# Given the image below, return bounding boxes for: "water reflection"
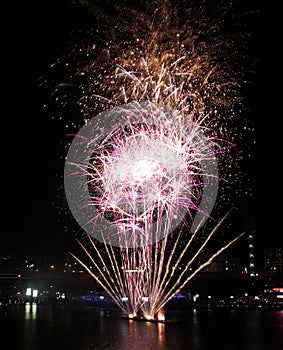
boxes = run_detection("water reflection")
[157,322,165,345]
[23,302,38,350]
[25,302,37,320]
[273,310,283,350]
[0,305,282,350]
[124,319,166,350]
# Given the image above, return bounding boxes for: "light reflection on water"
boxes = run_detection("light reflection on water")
[25,302,37,320]
[0,304,283,350]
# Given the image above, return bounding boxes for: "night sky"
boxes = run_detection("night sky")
[1,1,279,267]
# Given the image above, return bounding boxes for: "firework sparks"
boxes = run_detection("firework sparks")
[42,0,256,320]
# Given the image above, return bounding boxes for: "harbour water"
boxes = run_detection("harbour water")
[0,303,282,350]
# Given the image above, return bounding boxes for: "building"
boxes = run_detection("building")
[264,248,283,287]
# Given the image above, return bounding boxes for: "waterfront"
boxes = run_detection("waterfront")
[0,303,282,350]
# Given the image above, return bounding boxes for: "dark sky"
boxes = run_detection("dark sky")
[2,1,76,257]
[1,1,279,264]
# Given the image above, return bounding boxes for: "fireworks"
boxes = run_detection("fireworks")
[65,99,226,317]
[65,100,220,247]
[43,0,256,320]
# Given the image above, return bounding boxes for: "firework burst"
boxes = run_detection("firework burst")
[42,0,256,320]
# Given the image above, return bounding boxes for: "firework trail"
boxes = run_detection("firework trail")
[42,0,256,319]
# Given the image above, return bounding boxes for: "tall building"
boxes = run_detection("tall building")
[264,248,283,279]
[248,232,255,280]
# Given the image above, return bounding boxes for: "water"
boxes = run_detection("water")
[0,303,282,350]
